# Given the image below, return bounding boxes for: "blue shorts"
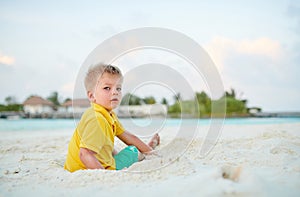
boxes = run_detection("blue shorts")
[114,146,139,170]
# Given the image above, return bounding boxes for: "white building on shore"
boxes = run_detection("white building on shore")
[23,96,54,117]
[56,98,90,118]
[60,98,90,114]
[117,104,167,118]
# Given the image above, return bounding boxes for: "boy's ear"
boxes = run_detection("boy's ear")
[87,91,95,102]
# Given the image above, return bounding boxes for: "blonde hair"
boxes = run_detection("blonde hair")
[84,63,122,92]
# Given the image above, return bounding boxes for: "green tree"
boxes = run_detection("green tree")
[225,97,247,114]
[218,88,248,116]
[195,91,211,116]
[225,88,236,98]
[174,93,182,102]
[121,93,142,105]
[63,98,72,103]
[167,92,182,117]
[0,96,22,112]
[168,101,181,114]
[143,96,156,104]
[5,104,23,111]
[47,91,60,106]
[161,98,168,105]
[5,96,16,105]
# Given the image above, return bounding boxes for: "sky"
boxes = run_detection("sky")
[0,0,299,112]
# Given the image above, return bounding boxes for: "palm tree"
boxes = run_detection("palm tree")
[47,91,60,109]
[5,96,16,105]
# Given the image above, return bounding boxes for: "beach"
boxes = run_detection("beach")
[0,121,300,196]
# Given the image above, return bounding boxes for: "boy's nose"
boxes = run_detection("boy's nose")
[112,89,118,95]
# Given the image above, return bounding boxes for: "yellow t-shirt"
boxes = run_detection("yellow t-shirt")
[64,103,125,172]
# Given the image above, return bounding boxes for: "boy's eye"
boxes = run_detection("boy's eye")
[117,87,122,92]
[104,87,110,90]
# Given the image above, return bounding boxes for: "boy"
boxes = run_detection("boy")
[64,64,160,172]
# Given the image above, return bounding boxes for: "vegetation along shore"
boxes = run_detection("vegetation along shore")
[1,89,299,119]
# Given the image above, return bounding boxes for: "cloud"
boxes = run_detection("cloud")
[236,38,282,59]
[204,36,283,71]
[202,36,300,111]
[0,52,15,66]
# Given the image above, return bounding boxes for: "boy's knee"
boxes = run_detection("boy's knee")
[114,146,139,170]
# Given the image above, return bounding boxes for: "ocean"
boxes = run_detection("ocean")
[0,117,300,132]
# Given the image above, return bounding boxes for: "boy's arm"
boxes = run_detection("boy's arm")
[79,147,104,169]
[117,131,153,153]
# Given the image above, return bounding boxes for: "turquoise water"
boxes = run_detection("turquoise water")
[0,117,299,131]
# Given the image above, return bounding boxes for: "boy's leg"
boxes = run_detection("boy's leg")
[114,134,160,170]
[114,146,139,170]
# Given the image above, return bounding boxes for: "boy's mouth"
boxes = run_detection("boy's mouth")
[111,98,119,102]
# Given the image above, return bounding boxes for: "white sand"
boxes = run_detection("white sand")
[0,123,300,196]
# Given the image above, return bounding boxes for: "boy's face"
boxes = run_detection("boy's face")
[89,73,123,111]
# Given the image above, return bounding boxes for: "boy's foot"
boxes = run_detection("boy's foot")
[148,133,160,149]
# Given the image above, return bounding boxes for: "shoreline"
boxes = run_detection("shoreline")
[1,110,300,120]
